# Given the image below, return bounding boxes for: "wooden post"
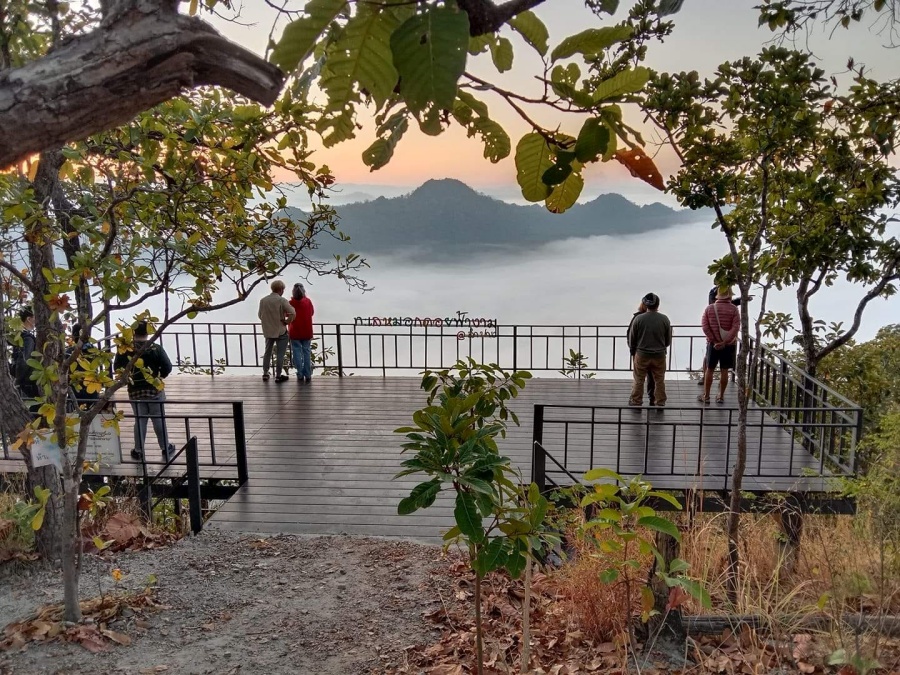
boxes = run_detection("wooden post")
[775,496,804,575]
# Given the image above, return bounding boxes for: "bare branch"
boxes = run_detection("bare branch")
[0,2,284,168]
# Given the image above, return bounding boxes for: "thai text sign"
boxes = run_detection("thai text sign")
[354,310,498,329]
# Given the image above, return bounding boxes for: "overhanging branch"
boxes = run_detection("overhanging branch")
[457,0,548,35]
[0,2,285,169]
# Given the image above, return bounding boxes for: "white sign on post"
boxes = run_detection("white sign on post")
[82,413,122,466]
[28,412,122,474]
[30,438,64,472]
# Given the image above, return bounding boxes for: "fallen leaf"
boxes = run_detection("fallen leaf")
[101,629,132,646]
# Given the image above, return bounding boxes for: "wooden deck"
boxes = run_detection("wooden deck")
[0,376,835,544]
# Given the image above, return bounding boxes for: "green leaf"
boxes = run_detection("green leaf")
[545,166,583,213]
[270,0,348,71]
[453,91,512,163]
[391,6,470,114]
[508,10,549,56]
[599,567,619,584]
[592,66,651,102]
[550,24,633,62]
[320,4,406,111]
[468,33,492,55]
[574,117,610,163]
[593,507,622,522]
[648,490,683,510]
[542,162,572,186]
[474,538,508,576]
[316,108,357,147]
[489,36,514,73]
[398,478,442,515]
[667,558,691,574]
[454,491,484,542]
[515,133,554,202]
[363,111,409,170]
[658,0,684,16]
[443,525,462,541]
[584,467,622,482]
[671,577,711,608]
[637,516,681,542]
[506,549,526,578]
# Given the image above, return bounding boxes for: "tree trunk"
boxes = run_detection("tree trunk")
[521,554,533,671]
[0,0,284,169]
[60,480,82,622]
[775,498,804,576]
[725,287,752,603]
[474,572,484,675]
[645,530,686,644]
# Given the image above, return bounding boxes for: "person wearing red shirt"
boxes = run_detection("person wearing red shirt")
[699,287,740,404]
[288,283,315,383]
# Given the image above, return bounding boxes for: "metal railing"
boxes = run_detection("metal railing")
[156,322,709,377]
[2,399,249,483]
[531,400,860,494]
[749,344,861,475]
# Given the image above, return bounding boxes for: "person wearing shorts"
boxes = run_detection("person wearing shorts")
[699,287,740,404]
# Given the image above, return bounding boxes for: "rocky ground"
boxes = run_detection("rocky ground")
[0,531,452,675]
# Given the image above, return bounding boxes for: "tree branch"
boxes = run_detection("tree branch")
[0,1,285,169]
[456,0,548,35]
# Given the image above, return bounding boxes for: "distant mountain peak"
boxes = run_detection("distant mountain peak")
[408,178,485,201]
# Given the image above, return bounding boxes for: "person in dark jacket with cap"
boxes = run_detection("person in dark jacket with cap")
[626,293,671,407]
[114,320,175,461]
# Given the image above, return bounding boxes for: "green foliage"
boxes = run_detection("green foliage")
[268,0,682,212]
[395,359,545,577]
[559,349,597,379]
[579,469,710,622]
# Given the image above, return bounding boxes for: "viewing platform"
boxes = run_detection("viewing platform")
[0,323,861,543]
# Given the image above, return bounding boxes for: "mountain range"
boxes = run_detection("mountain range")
[290,179,705,259]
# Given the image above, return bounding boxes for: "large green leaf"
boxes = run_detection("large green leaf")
[574,117,611,163]
[474,538,508,576]
[270,0,348,72]
[489,36,514,73]
[454,491,484,542]
[362,110,409,170]
[316,107,356,147]
[398,478,442,515]
[452,91,511,163]
[515,133,554,202]
[550,24,633,62]
[508,10,548,56]
[545,168,584,213]
[391,7,470,114]
[637,515,682,542]
[592,67,651,102]
[320,4,408,111]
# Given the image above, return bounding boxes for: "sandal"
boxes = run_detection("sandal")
[715,397,725,404]
[697,395,710,404]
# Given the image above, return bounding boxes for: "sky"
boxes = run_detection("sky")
[210,0,900,198]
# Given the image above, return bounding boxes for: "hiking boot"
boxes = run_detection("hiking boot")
[130,448,144,461]
[275,375,289,383]
[262,373,270,381]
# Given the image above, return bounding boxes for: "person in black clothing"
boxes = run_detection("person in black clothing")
[10,306,39,402]
[626,300,656,405]
[113,321,175,461]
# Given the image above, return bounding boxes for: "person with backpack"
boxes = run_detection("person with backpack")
[699,287,741,404]
[10,306,39,402]
[114,320,175,461]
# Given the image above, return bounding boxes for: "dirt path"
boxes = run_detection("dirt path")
[0,531,450,675]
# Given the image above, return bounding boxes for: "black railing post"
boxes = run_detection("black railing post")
[233,402,249,486]
[335,324,344,377]
[532,404,545,490]
[186,437,203,534]
[512,325,518,372]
